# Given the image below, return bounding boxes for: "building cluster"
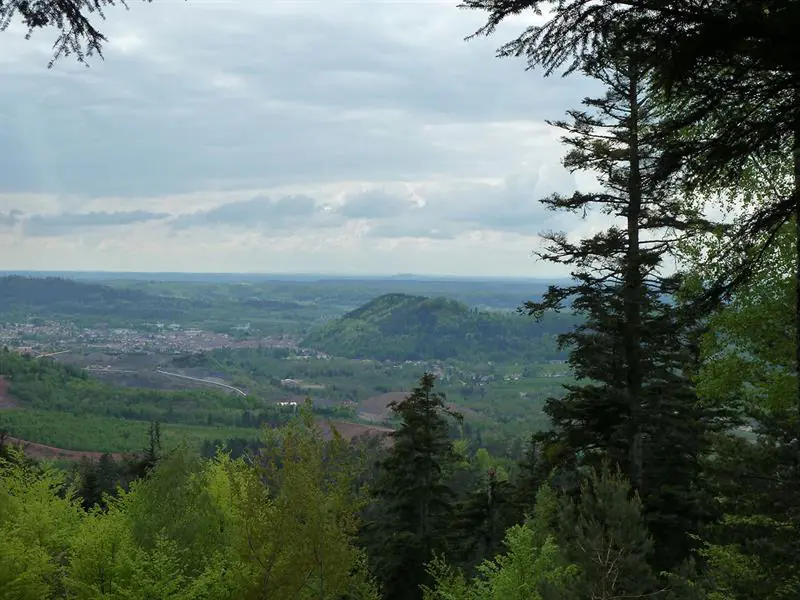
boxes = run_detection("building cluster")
[0,320,299,355]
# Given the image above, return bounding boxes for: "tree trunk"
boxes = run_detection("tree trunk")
[625,62,645,491]
[794,86,800,410]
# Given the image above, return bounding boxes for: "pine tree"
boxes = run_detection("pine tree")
[449,467,517,574]
[513,434,551,516]
[546,464,664,600]
[695,413,800,600]
[463,0,800,410]
[365,372,461,600]
[516,39,717,569]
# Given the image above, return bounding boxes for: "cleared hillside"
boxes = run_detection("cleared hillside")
[302,293,579,363]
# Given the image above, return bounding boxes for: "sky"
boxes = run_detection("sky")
[0,0,607,277]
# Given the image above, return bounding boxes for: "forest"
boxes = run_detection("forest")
[302,293,579,362]
[2,0,799,599]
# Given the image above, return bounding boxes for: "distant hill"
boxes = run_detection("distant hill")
[302,293,580,363]
[0,275,198,323]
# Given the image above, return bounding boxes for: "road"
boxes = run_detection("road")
[153,369,248,397]
[35,350,70,359]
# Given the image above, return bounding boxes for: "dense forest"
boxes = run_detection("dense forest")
[3,0,800,599]
[0,276,201,323]
[303,293,578,362]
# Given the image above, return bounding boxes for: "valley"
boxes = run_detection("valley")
[0,274,575,461]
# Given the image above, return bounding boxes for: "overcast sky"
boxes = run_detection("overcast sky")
[0,0,606,277]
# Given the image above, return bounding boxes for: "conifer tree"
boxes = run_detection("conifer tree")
[518,39,717,569]
[1,0,158,67]
[449,467,517,574]
[546,464,664,600]
[463,0,800,408]
[365,372,461,600]
[513,434,552,516]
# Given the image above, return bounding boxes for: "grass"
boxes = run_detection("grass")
[1,409,261,453]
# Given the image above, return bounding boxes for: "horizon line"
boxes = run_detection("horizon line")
[0,269,566,281]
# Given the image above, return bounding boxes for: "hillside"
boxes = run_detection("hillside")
[302,293,579,363]
[0,275,199,322]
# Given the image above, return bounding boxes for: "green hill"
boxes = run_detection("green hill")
[0,275,199,323]
[302,293,579,363]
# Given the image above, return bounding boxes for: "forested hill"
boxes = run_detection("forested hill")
[302,293,580,362]
[0,276,198,322]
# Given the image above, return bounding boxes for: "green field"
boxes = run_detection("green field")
[1,410,261,453]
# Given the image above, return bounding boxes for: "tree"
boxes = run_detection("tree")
[225,402,378,600]
[548,464,664,600]
[462,0,800,407]
[422,483,577,600]
[691,415,800,600]
[449,467,517,574]
[515,34,714,568]
[677,187,799,599]
[0,0,157,67]
[365,372,462,600]
[512,434,551,517]
[423,467,663,600]
[0,449,84,598]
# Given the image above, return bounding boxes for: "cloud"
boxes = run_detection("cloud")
[22,210,169,237]
[0,210,22,227]
[0,0,606,276]
[171,194,342,232]
[337,189,417,219]
[0,1,596,198]
[332,161,576,240]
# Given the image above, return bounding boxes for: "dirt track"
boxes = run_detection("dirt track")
[3,437,130,462]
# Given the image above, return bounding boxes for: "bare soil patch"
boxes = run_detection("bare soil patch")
[3,437,132,462]
[317,419,393,444]
[0,377,18,409]
[360,390,480,420]
[360,392,408,417]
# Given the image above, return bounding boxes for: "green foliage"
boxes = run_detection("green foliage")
[684,222,796,412]
[0,449,84,598]
[692,412,800,600]
[513,28,718,571]
[0,348,256,429]
[551,465,663,600]
[0,412,375,599]
[422,484,576,600]
[448,468,518,574]
[365,373,462,600]
[304,293,578,363]
[1,409,260,453]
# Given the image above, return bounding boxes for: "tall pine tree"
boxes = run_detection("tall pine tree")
[522,39,715,569]
[364,372,461,600]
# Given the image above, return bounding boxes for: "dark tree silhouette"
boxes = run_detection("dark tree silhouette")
[0,0,161,66]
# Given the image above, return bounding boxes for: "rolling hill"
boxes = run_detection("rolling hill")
[302,293,580,363]
[0,276,309,329]
[0,275,199,323]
